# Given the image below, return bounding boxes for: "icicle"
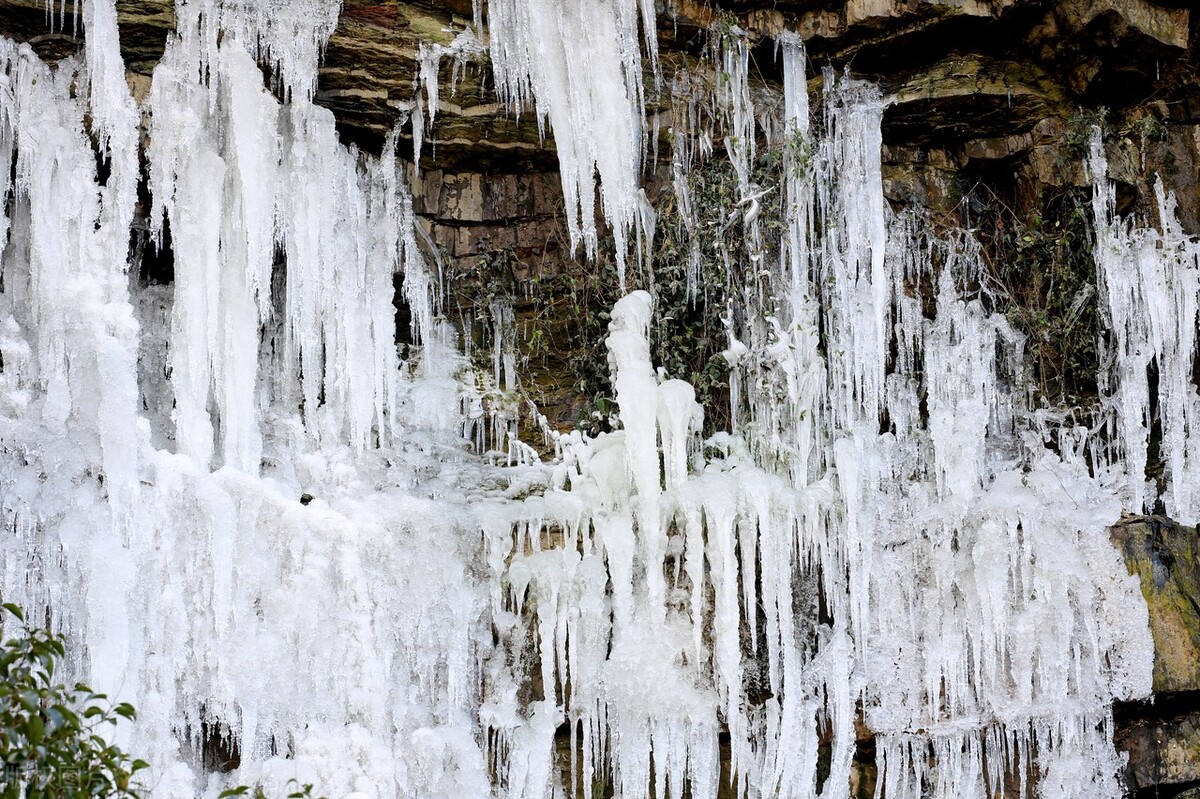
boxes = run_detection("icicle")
[0,0,145,746]
[149,39,278,470]
[417,29,485,136]
[1089,128,1200,522]
[480,0,657,288]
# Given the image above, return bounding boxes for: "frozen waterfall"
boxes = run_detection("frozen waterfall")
[0,1,1176,798]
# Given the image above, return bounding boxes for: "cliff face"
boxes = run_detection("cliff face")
[3,1,1200,796]
[10,2,1198,200]
[1113,517,1200,796]
[5,0,1198,428]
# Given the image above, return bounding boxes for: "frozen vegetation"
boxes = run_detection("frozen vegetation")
[0,0,1192,797]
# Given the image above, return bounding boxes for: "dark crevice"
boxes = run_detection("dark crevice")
[133,216,174,286]
[1135,778,1200,799]
[1147,359,1166,514]
[1116,691,1200,725]
[199,713,240,774]
[394,272,413,346]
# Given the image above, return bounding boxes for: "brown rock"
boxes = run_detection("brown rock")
[1111,516,1200,694]
[1117,710,1200,791]
[440,173,486,222]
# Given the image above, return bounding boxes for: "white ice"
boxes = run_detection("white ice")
[0,7,1161,799]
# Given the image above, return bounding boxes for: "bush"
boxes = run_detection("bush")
[0,604,321,799]
[971,186,1099,404]
[0,602,146,798]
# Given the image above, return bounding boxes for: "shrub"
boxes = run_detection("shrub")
[0,602,146,798]
[0,604,321,799]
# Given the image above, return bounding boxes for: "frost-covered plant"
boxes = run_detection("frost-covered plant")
[972,186,1099,404]
[1061,107,1108,162]
[552,137,793,436]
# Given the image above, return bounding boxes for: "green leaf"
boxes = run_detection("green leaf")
[27,713,43,745]
[51,704,79,728]
[1,604,24,622]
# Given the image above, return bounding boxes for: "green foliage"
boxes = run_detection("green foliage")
[0,603,146,798]
[647,149,792,433]
[451,248,520,321]
[1059,107,1107,163]
[1120,111,1174,179]
[556,137,795,435]
[556,260,622,436]
[1123,112,1168,144]
[218,782,320,799]
[708,10,743,42]
[0,604,323,799]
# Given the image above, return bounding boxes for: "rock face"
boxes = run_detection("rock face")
[1116,703,1200,793]
[1113,517,1200,694]
[8,0,1200,260]
[1109,518,1200,794]
[4,0,1200,795]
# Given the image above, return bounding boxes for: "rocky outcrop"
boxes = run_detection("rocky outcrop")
[7,2,1197,167]
[1116,697,1200,794]
[1113,517,1200,694]
[7,1,1199,230]
[1111,517,1200,795]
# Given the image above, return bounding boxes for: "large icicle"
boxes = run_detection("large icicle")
[3,0,481,794]
[149,38,279,471]
[1089,129,1200,523]
[0,0,144,706]
[480,38,1150,799]
[480,0,656,287]
[167,0,342,101]
[149,2,428,465]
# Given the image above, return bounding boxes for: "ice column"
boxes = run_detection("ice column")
[149,0,432,463]
[0,0,143,720]
[149,39,280,470]
[1089,129,1200,522]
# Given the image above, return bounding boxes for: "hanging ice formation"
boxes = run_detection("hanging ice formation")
[414,29,487,169]
[478,0,658,288]
[2,1,486,796]
[0,3,1173,799]
[1088,130,1200,524]
[476,39,1152,799]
